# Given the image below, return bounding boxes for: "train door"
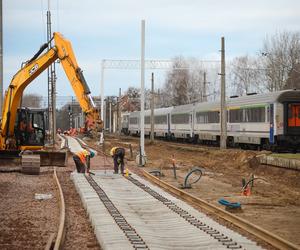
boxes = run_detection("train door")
[286,103,300,135]
[269,104,274,144]
[167,113,171,134]
[190,112,194,137]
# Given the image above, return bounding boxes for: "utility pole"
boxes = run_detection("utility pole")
[100,60,105,144]
[68,98,73,129]
[118,88,121,135]
[203,71,207,102]
[139,19,146,165]
[47,0,56,144]
[150,72,155,143]
[0,0,3,114]
[109,98,112,133]
[220,37,227,149]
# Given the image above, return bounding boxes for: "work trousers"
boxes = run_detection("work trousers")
[113,148,125,174]
[73,155,86,173]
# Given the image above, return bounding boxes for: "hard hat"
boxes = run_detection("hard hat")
[82,150,89,156]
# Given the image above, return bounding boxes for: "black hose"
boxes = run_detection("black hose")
[27,43,48,64]
[183,167,202,188]
[149,170,163,177]
[242,177,267,191]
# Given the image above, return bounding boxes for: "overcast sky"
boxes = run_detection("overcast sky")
[3,0,300,99]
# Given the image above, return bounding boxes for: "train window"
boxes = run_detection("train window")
[144,116,150,124]
[208,111,219,123]
[155,115,167,124]
[196,111,219,123]
[288,103,300,127]
[244,107,265,122]
[171,113,190,124]
[196,112,207,123]
[129,117,138,124]
[229,109,243,123]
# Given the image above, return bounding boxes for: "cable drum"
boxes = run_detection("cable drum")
[183,167,203,189]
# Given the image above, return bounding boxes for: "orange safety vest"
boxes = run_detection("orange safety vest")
[76,151,86,164]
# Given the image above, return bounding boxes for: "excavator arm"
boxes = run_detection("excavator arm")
[53,33,101,132]
[0,32,102,150]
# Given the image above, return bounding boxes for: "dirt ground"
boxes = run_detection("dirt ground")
[0,169,59,250]
[101,135,300,248]
[0,156,101,250]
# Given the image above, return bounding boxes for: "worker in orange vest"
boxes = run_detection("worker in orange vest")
[73,150,90,173]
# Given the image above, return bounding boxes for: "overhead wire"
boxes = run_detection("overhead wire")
[56,0,60,31]
[40,0,47,43]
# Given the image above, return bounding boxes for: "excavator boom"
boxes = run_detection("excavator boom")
[0,32,102,150]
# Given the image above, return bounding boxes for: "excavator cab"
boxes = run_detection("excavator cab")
[15,108,46,149]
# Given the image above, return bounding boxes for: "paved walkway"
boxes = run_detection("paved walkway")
[72,170,263,250]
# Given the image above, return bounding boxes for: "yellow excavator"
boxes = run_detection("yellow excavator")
[0,32,102,169]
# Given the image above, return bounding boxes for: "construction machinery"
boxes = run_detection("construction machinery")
[0,32,102,172]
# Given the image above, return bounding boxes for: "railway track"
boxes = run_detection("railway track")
[72,169,263,250]
[45,168,66,250]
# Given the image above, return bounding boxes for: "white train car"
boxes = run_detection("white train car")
[144,107,173,137]
[193,101,220,142]
[226,92,273,147]
[125,89,300,151]
[193,89,300,150]
[128,111,140,135]
[128,107,173,137]
[170,104,194,139]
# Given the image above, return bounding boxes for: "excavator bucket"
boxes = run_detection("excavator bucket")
[0,150,68,174]
[33,150,68,167]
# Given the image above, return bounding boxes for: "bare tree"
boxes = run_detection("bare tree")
[261,31,300,91]
[187,58,205,103]
[22,94,42,108]
[164,56,189,106]
[160,56,220,106]
[285,63,300,89]
[229,55,265,95]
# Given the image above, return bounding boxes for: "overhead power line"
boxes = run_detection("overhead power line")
[102,59,220,70]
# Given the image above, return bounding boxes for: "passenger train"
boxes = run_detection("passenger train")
[121,89,300,151]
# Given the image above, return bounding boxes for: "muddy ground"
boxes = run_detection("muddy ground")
[100,135,300,247]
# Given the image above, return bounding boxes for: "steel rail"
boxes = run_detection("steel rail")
[142,170,299,250]
[51,168,66,250]
[127,175,242,249]
[85,174,149,249]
